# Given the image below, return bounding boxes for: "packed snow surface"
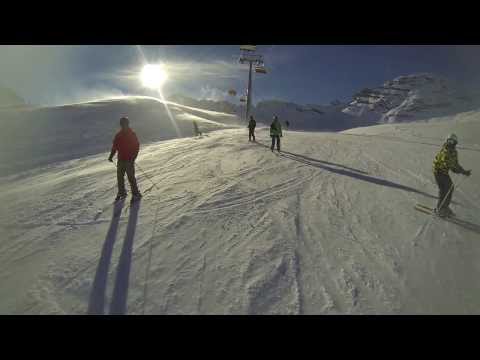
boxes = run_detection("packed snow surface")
[0,109,480,314]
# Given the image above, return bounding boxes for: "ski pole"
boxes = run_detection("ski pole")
[437,174,469,212]
[135,162,161,191]
[111,160,160,191]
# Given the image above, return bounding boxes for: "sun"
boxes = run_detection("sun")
[140,64,168,90]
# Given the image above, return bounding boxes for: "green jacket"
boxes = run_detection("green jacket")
[270,121,282,137]
[433,144,465,175]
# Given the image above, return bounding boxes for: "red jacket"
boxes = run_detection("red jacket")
[112,128,140,161]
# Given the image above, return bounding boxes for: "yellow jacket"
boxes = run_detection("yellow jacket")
[433,145,465,175]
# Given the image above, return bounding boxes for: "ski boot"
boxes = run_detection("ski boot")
[443,207,455,218]
[131,193,143,204]
[434,207,450,218]
[115,193,127,202]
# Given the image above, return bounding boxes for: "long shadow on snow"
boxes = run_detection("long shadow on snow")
[254,141,438,201]
[87,199,126,315]
[281,150,369,175]
[254,141,367,174]
[442,216,480,235]
[109,200,141,315]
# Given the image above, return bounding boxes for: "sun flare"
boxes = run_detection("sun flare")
[140,64,168,89]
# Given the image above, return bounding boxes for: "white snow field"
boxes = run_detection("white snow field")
[0,108,479,314]
[0,96,242,176]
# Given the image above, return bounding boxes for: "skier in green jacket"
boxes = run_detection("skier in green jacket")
[270,116,283,152]
[432,133,471,217]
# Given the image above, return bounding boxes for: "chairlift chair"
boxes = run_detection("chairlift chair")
[240,45,257,52]
[255,65,267,74]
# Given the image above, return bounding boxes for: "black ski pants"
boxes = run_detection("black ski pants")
[434,172,453,210]
[249,127,255,141]
[271,135,280,151]
[117,160,140,196]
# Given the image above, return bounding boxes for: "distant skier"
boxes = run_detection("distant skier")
[270,116,283,152]
[108,116,142,202]
[248,115,256,142]
[285,120,290,130]
[193,120,202,136]
[432,133,471,217]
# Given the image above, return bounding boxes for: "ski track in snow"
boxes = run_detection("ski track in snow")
[1,117,480,314]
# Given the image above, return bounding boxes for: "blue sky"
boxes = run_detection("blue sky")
[1,45,479,106]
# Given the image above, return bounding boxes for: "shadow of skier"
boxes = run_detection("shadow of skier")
[109,200,141,315]
[87,199,126,315]
[280,151,439,200]
[254,141,438,201]
[444,217,480,235]
[281,150,370,175]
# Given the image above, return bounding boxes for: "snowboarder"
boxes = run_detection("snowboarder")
[108,116,142,202]
[248,115,256,142]
[193,120,202,136]
[432,133,471,217]
[270,116,283,152]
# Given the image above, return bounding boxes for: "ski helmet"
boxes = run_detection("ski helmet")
[446,133,458,146]
[120,116,129,127]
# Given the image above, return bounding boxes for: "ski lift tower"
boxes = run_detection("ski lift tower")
[238,45,267,122]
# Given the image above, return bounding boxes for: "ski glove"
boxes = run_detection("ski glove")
[464,169,472,176]
[108,157,113,162]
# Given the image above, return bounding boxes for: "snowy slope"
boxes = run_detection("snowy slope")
[343,73,479,123]
[1,110,479,314]
[0,96,242,176]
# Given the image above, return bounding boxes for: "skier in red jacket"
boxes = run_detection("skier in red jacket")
[108,116,142,202]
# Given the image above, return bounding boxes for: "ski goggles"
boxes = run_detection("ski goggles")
[446,138,457,146]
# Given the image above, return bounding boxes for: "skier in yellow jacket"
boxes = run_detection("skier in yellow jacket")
[432,134,471,217]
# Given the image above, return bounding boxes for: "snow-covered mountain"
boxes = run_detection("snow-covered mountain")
[253,100,372,130]
[343,73,479,123]
[1,108,479,314]
[169,94,368,130]
[169,73,480,130]
[0,96,242,176]
[5,72,478,177]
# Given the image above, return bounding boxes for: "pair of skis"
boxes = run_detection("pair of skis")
[414,204,455,219]
[415,203,480,234]
[414,204,442,217]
